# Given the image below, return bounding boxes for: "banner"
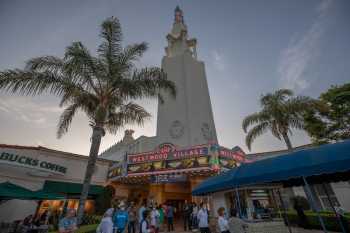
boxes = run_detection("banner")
[127,156,210,174]
[128,145,209,164]
[219,146,245,162]
[108,144,246,179]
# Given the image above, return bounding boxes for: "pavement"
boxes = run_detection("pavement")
[159,227,336,233]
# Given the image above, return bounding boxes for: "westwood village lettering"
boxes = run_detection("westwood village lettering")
[0,152,67,174]
[128,146,209,164]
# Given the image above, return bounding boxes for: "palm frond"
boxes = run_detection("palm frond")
[288,117,305,130]
[113,42,148,76]
[105,102,151,134]
[0,69,75,96]
[57,103,79,138]
[98,16,122,65]
[25,56,64,74]
[270,120,282,140]
[284,96,314,114]
[245,122,269,151]
[242,111,269,133]
[64,42,101,93]
[132,67,176,99]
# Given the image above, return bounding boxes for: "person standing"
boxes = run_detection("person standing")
[191,203,198,229]
[114,203,129,233]
[140,210,151,233]
[166,204,174,232]
[128,203,137,233]
[150,206,160,233]
[138,201,147,224]
[157,205,164,232]
[96,208,114,233]
[293,199,309,229]
[197,203,210,233]
[217,207,230,233]
[58,209,77,233]
[183,200,191,231]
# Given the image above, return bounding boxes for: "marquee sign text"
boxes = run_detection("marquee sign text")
[128,146,209,164]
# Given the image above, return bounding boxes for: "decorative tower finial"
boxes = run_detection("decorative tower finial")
[174,5,184,24]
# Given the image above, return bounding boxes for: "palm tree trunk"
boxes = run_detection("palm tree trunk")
[282,132,293,151]
[76,125,104,224]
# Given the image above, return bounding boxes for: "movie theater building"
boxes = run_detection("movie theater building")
[0,144,110,222]
[102,130,248,209]
[100,7,250,208]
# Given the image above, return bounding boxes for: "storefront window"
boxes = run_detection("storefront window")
[313,184,340,211]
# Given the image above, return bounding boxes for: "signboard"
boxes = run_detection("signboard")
[107,143,246,179]
[219,157,237,169]
[150,174,187,184]
[219,146,245,162]
[128,144,209,164]
[0,151,67,175]
[127,156,210,174]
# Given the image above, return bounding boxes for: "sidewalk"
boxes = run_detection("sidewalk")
[160,228,337,233]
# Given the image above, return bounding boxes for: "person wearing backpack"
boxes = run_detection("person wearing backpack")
[114,203,129,233]
[128,203,137,233]
[140,210,151,233]
[96,208,114,233]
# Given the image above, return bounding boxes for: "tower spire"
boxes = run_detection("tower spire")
[166,6,197,58]
[174,5,184,24]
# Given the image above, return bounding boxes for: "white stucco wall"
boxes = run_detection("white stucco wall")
[331,181,350,211]
[0,146,110,222]
[211,191,228,217]
[158,51,217,148]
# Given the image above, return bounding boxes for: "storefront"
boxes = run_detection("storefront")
[0,144,110,223]
[107,143,247,207]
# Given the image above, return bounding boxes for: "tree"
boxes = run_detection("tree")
[95,186,115,215]
[242,89,316,151]
[0,17,176,223]
[304,83,350,144]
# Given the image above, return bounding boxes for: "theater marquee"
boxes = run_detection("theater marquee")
[108,143,247,179]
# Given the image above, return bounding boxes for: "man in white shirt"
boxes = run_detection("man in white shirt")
[217,207,230,233]
[197,203,210,233]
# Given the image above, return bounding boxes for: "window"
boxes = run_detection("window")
[313,183,340,211]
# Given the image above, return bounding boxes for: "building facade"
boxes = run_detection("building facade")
[0,144,110,222]
[100,6,247,208]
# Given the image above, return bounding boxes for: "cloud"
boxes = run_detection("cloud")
[0,96,61,126]
[211,50,226,71]
[278,0,334,92]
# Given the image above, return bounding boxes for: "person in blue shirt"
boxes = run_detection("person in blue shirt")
[138,201,147,224]
[166,204,174,232]
[58,209,77,233]
[114,203,129,233]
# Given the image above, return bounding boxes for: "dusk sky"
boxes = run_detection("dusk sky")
[0,0,349,155]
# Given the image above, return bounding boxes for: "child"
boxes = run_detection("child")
[217,207,230,233]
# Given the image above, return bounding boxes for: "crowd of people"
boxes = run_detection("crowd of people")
[19,200,232,233]
[95,200,231,233]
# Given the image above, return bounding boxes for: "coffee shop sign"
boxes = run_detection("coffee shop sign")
[0,151,67,175]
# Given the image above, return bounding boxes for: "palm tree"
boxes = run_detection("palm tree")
[0,17,176,223]
[242,89,315,151]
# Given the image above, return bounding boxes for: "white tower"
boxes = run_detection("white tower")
[156,6,217,148]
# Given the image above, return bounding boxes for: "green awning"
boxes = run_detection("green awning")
[43,181,104,196]
[0,182,37,200]
[0,182,64,200]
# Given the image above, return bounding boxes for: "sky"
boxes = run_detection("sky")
[0,0,349,156]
